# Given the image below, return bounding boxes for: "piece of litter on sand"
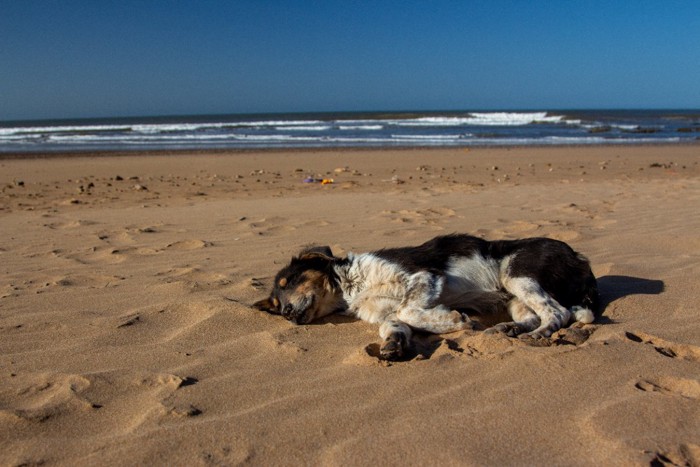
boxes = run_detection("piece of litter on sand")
[382,175,405,184]
[303,178,334,184]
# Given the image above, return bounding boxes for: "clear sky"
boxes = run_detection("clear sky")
[2,0,699,121]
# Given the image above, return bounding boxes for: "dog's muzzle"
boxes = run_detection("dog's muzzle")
[281,297,313,324]
[282,305,305,324]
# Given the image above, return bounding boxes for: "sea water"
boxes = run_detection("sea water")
[1,110,698,153]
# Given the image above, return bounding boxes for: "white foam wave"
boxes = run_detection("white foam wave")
[0,124,132,135]
[467,112,564,125]
[231,134,320,142]
[386,112,568,127]
[391,134,464,140]
[275,125,332,131]
[614,124,641,131]
[0,120,329,137]
[235,120,325,128]
[387,117,471,127]
[131,123,227,133]
[338,125,383,131]
[45,133,241,142]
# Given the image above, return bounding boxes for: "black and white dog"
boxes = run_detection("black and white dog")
[254,234,599,360]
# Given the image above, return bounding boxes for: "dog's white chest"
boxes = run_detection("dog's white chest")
[336,253,409,322]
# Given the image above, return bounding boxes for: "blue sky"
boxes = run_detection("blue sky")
[2,0,699,121]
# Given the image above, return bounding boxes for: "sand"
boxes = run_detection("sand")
[1,145,699,466]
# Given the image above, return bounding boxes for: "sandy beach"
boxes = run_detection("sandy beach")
[1,145,699,466]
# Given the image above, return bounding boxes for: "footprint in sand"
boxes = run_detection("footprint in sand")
[136,373,198,391]
[269,329,310,356]
[57,246,126,265]
[105,301,225,348]
[99,230,137,245]
[43,219,100,230]
[59,240,160,264]
[53,274,126,289]
[33,370,205,436]
[163,239,212,251]
[506,220,541,234]
[635,377,700,400]
[155,266,232,292]
[298,219,331,229]
[96,225,162,244]
[226,276,267,296]
[378,207,456,226]
[502,219,581,242]
[625,331,700,362]
[646,446,700,467]
[560,201,616,220]
[3,373,100,423]
[376,207,457,238]
[245,216,296,236]
[1,273,125,297]
[57,226,162,263]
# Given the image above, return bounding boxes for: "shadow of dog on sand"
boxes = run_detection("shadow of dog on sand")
[595,275,665,324]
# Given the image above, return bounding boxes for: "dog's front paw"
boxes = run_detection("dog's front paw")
[379,339,405,361]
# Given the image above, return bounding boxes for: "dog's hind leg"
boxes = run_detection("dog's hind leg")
[485,298,540,337]
[571,305,594,324]
[501,277,571,338]
[379,318,412,361]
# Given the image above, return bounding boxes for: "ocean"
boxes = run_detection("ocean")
[1,110,698,153]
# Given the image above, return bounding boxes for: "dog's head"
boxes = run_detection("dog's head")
[253,246,343,324]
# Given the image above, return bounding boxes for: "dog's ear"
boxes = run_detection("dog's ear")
[298,245,334,261]
[253,296,280,314]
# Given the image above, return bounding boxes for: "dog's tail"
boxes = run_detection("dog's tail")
[571,271,600,324]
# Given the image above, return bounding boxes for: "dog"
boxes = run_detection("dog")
[253,234,599,360]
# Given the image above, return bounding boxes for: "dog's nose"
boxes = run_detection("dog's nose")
[291,312,306,324]
[281,304,305,324]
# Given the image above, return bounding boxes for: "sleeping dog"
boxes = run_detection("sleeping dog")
[254,234,599,360]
